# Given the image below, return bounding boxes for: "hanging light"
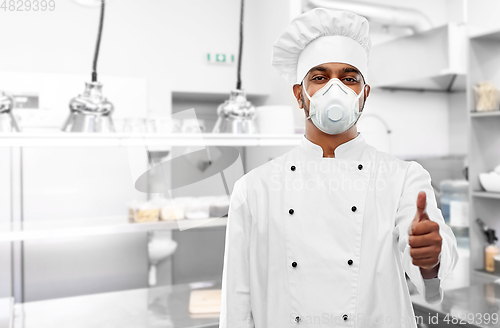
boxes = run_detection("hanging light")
[0,90,21,132]
[62,0,115,132]
[212,0,257,134]
[73,0,114,6]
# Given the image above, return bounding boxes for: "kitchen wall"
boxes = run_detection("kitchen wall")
[360,89,450,159]
[0,0,268,114]
[468,0,500,34]
[0,0,465,156]
[0,0,470,300]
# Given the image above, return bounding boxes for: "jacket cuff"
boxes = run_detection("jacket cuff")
[422,277,443,304]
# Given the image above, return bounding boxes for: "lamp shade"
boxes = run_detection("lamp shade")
[0,90,20,132]
[62,81,115,133]
[212,89,257,134]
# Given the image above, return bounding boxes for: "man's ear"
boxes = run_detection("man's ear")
[364,84,371,100]
[293,84,303,109]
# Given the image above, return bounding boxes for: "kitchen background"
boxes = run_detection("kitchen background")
[0,0,500,327]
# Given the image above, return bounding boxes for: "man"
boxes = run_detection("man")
[219,8,458,328]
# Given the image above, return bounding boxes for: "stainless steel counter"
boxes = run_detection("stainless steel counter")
[12,280,222,328]
[12,279,499,328]
[411,283,500,328]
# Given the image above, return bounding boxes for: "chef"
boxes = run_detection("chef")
[219,8,459,328]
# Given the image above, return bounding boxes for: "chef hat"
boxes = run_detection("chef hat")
[271,8,371,85]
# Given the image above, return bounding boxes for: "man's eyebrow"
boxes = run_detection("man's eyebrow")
[309,66,329,73]
[343,67,361,75]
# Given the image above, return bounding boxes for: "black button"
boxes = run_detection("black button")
[348,259,353,265]
[289,208,294,215]
[343,314,348,321]
[292,262,297,268]
[358,164,363,170]
[291,165,296,171]
[351,206,357,212]
[295,316,301,322]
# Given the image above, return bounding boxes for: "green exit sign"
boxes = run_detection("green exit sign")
[207,53,235,64]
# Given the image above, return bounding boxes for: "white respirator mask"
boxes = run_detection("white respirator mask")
[303,78,365,135]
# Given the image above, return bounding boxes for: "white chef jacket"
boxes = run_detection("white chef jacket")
[219,132,459,328]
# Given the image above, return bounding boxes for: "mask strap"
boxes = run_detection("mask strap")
[302,81,314,120]
[303,84,313,102]
[353,85,366,114]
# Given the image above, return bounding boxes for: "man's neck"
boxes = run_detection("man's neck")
[305,121,358,158]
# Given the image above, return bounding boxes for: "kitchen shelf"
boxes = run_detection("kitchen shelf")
[470,111,500,118]
[172,90,268,102]
[0,216,228,242]
[0,132,303,148]
[374,73,466,93]
[370,23,466,92]
[472,191,500,199]
[469,27,500,41]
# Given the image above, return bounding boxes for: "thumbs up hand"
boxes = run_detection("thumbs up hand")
[409,191,442,278]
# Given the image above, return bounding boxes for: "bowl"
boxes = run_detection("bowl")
[479,172,500,192]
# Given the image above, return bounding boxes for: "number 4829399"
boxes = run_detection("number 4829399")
[1,0,56,11]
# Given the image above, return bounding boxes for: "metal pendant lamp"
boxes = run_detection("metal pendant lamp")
[212,0,257,134]
[62,0,115,132]
[0,90,21,132]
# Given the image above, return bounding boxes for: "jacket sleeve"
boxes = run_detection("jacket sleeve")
[219,177,255,327]
[393,161,459,304]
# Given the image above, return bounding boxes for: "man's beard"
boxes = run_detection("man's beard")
[300,92,310,118]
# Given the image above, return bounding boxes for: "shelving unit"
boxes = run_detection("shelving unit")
[0,132,303,148]
[0,132,303,243]
[1,132,302,304]
[0,216,228,242]
[470,111,500,118]
[467,27,500,285]
[171,90,268,102]
[472,191,500,200]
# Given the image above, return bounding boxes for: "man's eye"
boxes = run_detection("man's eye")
[344,77,357,83]
[312,76,327,81]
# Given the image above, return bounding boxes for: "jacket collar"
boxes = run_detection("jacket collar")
[298,132,366,160]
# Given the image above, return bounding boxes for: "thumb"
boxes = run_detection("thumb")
[415,191,428,222]
[409,191,427,235]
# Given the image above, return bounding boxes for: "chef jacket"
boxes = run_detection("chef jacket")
[219,132,459,328]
